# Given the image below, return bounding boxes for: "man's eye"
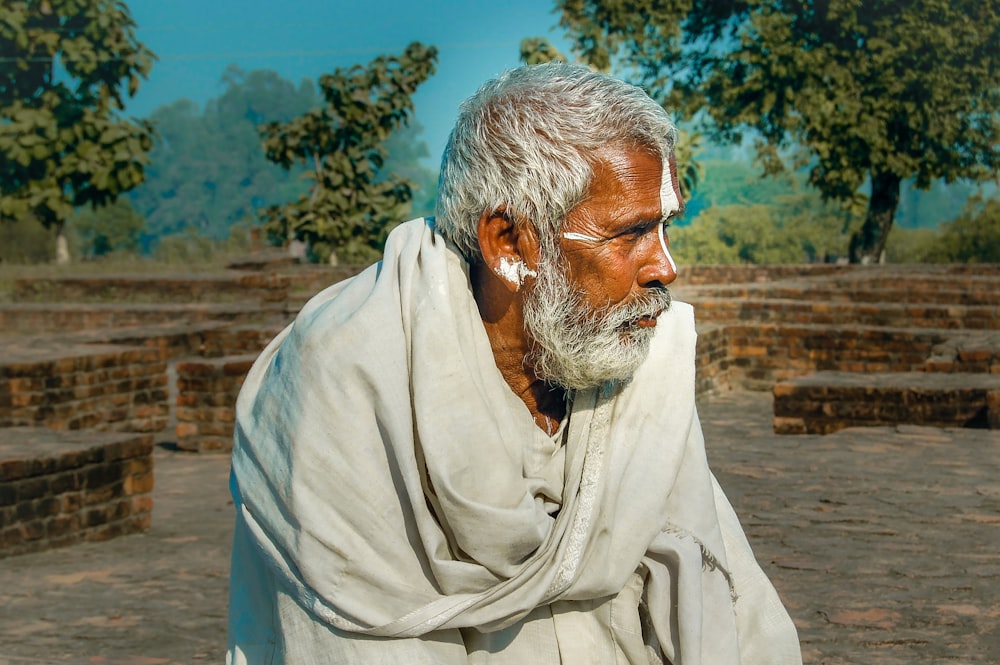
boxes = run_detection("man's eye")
[625,223,656,239]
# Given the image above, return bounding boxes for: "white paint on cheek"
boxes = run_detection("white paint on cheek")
[658,219,677,274]
[497,256,537,287]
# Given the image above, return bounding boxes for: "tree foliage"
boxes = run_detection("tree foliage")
[671,189,850,265]
[125,66,439,254]
[0,0,155,245]
[70,196,145,258]
[932,196,1000,263]
[894,179,997,231]
[128,68,319,242]
[555,0,1000,262]
[889,196,1000,264]
[0,213,55,263]
[259,42,437,264]
[380,118,438,219]
[519,37,570,66]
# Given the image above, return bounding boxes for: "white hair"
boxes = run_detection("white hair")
[434,63,677,261]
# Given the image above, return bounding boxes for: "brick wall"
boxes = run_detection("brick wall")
[683,283,997,306]
[196,325,283,359]
[175,355,256,452]
[0,428,154,558]
[0,303,283,335]
[11,272,290,305]
[722,324,951,390]
[690,298,999,330]
[691,322,955,391]
[281,265,368,296]
[3,265,997,458]
[677,264,848,286]
[66,322,284,362]
[0,345,169,433]
[926,332,1000,374]
[694,325,733,394]
[773,372,1000,434]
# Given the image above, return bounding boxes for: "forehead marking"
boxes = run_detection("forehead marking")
[659,157,681,218]
[659,159,679,275]
[560,153,681,278]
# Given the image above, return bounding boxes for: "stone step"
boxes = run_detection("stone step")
[773,371,1000,434]
[0,428,154,558]
[682,283,999,307]
[11,272,289,304]
[1,343,169,433]
[689,298,1000,330]
[0,302,287,334]
[175,355,257,453]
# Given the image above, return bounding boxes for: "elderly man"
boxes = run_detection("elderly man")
[227,63,801,664]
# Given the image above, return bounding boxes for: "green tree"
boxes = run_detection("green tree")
[671,194,848,265]
[259,42,438,264]
[690,160,796,209]
[380,119,439,219]
[894,179,997,231]
[935,196,1000,263]
[70,197,145,258]
[519,37,569,66]
[554,0,1000,263]
[888,196,1000,263]
[669,212,742,265]
[128,69,319,244]
[884,226,939,263]
[0,214,55,263]
[0,0,155,262]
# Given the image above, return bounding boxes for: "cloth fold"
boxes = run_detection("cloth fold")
[229,218,800,664]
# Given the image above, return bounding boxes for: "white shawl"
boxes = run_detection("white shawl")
[230,218,801,664]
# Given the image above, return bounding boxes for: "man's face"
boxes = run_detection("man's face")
[523,145,681,390]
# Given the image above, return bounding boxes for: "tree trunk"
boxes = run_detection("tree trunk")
[849,171,902,264]
[55,220,70,265]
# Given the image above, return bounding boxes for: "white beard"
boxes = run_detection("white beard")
[523,253,671,391]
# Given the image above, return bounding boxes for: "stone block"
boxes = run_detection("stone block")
[772,371,1000,434]
[773,417,807,435]
[0,429,154,558]
[988,391,1000,430]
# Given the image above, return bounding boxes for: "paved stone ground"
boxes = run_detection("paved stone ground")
[703,392,1000,665]
[1,390,997,664]
[0,445,233,665]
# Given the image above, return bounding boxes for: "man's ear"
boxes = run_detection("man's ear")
[477,208,540,293]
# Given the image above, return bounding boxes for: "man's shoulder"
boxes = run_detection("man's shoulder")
[294,218,440,321]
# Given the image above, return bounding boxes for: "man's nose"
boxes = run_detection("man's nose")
[637,224,678,288]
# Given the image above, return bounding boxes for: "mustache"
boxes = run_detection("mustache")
[592,287,672,330]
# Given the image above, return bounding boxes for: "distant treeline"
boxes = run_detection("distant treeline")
[7,65,994,265]
[125,66,438,251]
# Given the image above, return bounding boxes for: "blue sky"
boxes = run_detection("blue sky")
[126,0,572,165]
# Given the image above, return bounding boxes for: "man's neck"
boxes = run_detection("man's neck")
[490,342,568,434]
[471,261,568,433]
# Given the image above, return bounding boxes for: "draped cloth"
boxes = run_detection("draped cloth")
[227,218,801,664]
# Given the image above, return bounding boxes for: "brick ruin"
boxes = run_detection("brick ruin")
[681,269,1000,432]
[1,259,998,556]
